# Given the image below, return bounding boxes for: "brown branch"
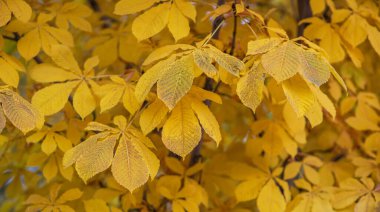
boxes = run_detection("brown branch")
[297,0,312,37]
[88,0,100,12]
[230,1,238,55]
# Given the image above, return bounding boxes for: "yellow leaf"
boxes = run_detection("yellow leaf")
[43,156,57,181]
[340,96,356,115]
[305,102,323,127]
[56,2,93,32]
[43,26,74,47]
[257,179,286,212]
[312,87,336,118]
[25,194,49,205]
[333,178,371,209]
[17,29,41,60]
[93,38,118,68]
[188,86,222,104]
[162,100,201,157]
[73,81,96,119]
[283,103,307,144]
[366,25,380,57]
[237,68,265,112]
[310,0,326,15]
[143,44,194,66]
[204,45,244,76]
[63,134,117,182]
[30,64,80,83]
[304,165,320,185]
[340,14,367,47]
[50,45,81,75]
[99,84,124,113]
[329,65,347,92]
[55,134,72,152]
[133,136,160,179]
[0,1,11,27]
[6,0,32,22]
[345,0,358,10]
[122,85,141,114]
[192,48,218,77]
[284,162,302,180]
[175,0,196,22]
[157,55,194,109]
[355,193,377,212]
[0,89,44,133]
[303,18,345,63]
[111,135,150,192]
[299,49,330,86]
[140,98,168,135]
[32,81,79,116]
[135,58,174,102]
[345,117,380,131]
[132,3,170,41]
[247,38,284,55]
[84,56,99,73]
[262,41,301,82]
[114,0,157,15]
[331,9,352,23]
[235,178,267,202]
[282,75,316,117]
[0,58,19,87]
[168,3,190,42]
[56,188,83,203]
[41,133,57,155]
[84,199,109,212]
[165,157,185,175]
[191,99,221,144]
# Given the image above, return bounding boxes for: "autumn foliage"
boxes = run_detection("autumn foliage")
[1,0,380,211]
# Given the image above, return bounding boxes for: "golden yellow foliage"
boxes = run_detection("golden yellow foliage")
[1,0,380,211]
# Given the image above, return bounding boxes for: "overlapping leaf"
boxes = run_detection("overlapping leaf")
[63,115,159,192]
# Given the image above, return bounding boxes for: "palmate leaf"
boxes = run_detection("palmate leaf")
[160,88,222,157]
[138,86,221,157]
[135,43,244,110]
[0,0,32,27]
[239,38,342,121]
[162,100,202,158]
[63,116,159,192]
[115,0,196,42]
[30,45,99,119]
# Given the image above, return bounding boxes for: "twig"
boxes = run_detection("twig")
[87,0,100,12]
[230,1,238,55]
[202,19,225,47]
[297,0,312,37]
[2,35,17,41]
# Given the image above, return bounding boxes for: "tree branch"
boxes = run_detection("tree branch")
[88,0,100,12]
[230,0,238,55]
[297,0,312,36]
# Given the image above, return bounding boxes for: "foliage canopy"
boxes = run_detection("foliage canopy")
[0,0,380,211]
